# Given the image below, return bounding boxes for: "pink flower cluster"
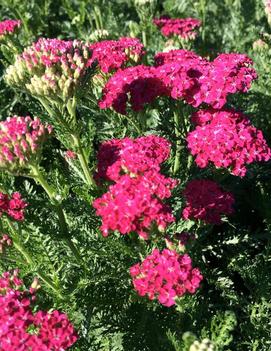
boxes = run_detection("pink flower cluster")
[0,116,52,172]
[0,270,78,350]
[0,234,12,253]
[155,50,257,109]
[89,37,145,73]
[99,50,257,114]
[182,179,234,224]
[96,135,170,181]
[0,19,21,37]
[93,171,176,239]
[187,109,271,176]
[99,65,169,114]
[0,192,27,221]
[153,17,201,39]
[130,249,203,307]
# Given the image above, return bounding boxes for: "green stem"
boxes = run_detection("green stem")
[29,165,82,264]
[5,218,62,297]
[71,134,96,188]
[173,110,182,175]
[142,30,147,47]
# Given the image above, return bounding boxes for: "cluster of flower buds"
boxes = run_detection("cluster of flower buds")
[0,234,12,253]
[187,109,271,176]
[94,135,176,239]
[182,179,234,224]
[5,38,94,100]
[89,37,145,73]
[130,249,203,306]
[153,17,201,39]
[0,116,52,173]
[95,135,171,181]
[0,19,21,39]
[0,270,78,351]
[189,338,215,351]
[0,192,27,221]
[89,29,109,41]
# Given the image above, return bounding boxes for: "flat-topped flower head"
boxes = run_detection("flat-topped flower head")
[182,179,234,224]
[130,249,203,306]
[187,109,271,176]
[0,270,78,351]
[5,38,94,100]
[0,192,27,221]
[155,51,257,109]
[89,37,145,73]
[93,171,177,239]
[99,65,169,114]
[0,116,52,173]
[153,17,201,39]
[0,19,21,39]
[96,135,171,181]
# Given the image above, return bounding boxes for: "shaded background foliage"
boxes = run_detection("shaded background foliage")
[0,0,271,350]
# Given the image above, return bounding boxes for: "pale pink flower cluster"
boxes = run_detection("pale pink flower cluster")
[153,17,201,39]
[5,38,93,99]
[93,135,176,239]
[89,37,145,73]
[0,234,12,253]
[130,249,203,306]
[0,116,52,172]
[187,109,271,176]
[0,192,27,221]
[0,270,78,351]
[182,179,234,224]
[96,135,171,181]
[0,19,21,38]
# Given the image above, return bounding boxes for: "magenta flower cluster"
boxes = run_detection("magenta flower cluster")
[93,135,176,239]
[153,17,201,39]
[182,179,235,224]
[187,109,271,176]
[0,116,52,172]
[96,135,170,181]
[89,37,145,73]
[130,249,203,307]
[0,192,27,221]
[93,171,176,239]
[99,49,257,114]
[0,270,78,351]
[99,65,169,114]
[0,19,21,37]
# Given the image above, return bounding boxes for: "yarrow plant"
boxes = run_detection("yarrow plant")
[187,109,271,176]
[0,19,21,39]
[130,248,203,306]
[153,17,201,39]
[0,270,78,351]
[0,192,27,221]
[0,116,52,173]
[182,179,234,224]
